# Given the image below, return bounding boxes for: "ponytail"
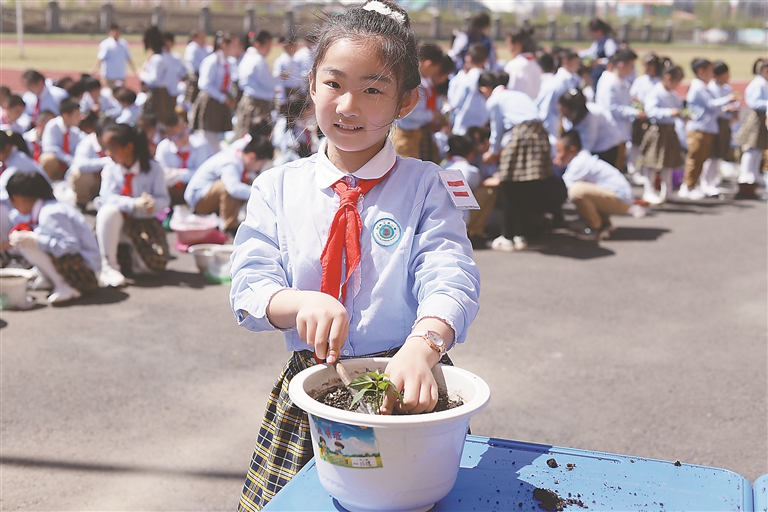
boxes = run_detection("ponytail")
[103,123,153,173]
[753,58,768,76]
[214,31,233,52]
[0,130,32,158]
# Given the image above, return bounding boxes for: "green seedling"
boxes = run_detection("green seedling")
[347,370,403,414]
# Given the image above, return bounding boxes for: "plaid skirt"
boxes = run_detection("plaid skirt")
[640,123,684,170]
[190,92,233,133]
[51,253,99,294]
[632,118,651,146]
[142,87,176,125]
[735,109,768,151]
[184,73,200,105]
[239,348,455,511]
[234,96,273,139]
[122,216,170,272]
[498,120,553,182]
[710,118,733,160]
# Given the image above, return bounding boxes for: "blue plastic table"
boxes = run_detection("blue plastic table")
[265,435,760,511]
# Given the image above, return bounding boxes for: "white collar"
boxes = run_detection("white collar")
[315,138,397,190]
[123,159,141,176]
[31,199,45,222]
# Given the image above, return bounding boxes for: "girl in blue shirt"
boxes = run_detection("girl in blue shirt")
[735,58,768,197]
[230,2,480,509]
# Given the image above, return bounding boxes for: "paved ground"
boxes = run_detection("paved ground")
[1,189,766,510]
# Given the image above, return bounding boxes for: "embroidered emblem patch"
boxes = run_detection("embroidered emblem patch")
[372,218,401,247]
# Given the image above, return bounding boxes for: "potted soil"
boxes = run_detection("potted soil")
[288,357,491,512]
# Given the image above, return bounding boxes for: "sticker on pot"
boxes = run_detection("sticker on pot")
[311,415,382,469]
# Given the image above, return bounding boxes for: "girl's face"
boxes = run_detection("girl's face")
[662,75,682,91]
[310,38,418,172]
[8,195,36,215]
[715,71,730,85]
[256,40,272,58]
[102,132,135,167]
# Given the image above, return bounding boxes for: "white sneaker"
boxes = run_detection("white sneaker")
[701,185,720,197]
[512,236,528,251]
[677,184,706,200]
[99,264,126,288]
[490,236,516,252]
[627,204,648,218]
[642,190,664,205]
[47,283,81,304]
[28,269,53,291]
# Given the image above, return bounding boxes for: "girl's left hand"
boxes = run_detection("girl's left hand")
[381,336,440,415]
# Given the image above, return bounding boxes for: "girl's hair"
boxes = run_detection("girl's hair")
[214,31,233,52]
[558,88,589,124]
[753,58,768,75]
[507,27,536,54]
[478,71,500,89]
[713,61,729,76]
[467,13,491,42]
[537,52,555,73]
[6,171,55,201]
[4,94,26,109]
[59,97,81,116]
[81,75,102,93]
[311,0,420,106]
[22,69,45,85]
[691,58,712,75]
[143,26,164,54]
[103,123,153,173]
[0,130,32,157]
[80,111,99,133]
[662,64,684,82]
[53,76,74,91]
[114,87,138,105]
[243,133,275,160]
[642,53,662,76]
[588,18,612,35]
[252,30,272,46]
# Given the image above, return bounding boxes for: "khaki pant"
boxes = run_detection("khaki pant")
[193,180,245,231]
[568,181,630,229]
[67,167,102,207]
[684,131,714,189]
[466,185,498,238]
[390,126,422,159]
[615,142,626,173]
[39,153,68,181]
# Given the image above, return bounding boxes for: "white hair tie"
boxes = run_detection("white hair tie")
[363,1,406,25]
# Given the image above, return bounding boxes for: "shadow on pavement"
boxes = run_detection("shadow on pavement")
[0,319,6,329]
[0,455,244,480]
[53,287,130,307]
[128,270,209,289]
[529,234,615,260]
[655,199,756,215]
[604,227,670,241]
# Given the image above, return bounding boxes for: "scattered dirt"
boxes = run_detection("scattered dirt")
[547,458,559,468]
[312,384,463,414]
[533,488,589,511]
[674,460,682,467]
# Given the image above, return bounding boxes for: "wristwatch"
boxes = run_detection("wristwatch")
[407,330,446,356]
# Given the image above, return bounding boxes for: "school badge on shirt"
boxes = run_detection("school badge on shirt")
[372,217,401,247]
[437,170,480,210]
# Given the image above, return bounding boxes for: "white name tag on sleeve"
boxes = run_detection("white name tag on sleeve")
[437,170,481,210]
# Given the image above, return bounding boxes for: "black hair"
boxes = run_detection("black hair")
[311,0,420,107]
[496,71,510,86]
[753,58,768,75]
[478,71,500,89]
[691,58,712,75]
[284,92,310,127]
[559,48,579,63]
[161,112,186,131]
[81,75,102,93]
[143,26,165,54]
[467,13,491,42]
[6,171,55,201]
[59,97,81,116]
[713,61,729,76]
[252,30,272,45]
[248,117,273,138]
[5,94,25,109]
[537,52,555,73]
[164,31,175,44]
[465,125,490,145]
[22,69,45,85]
[417,43,444,64]
[588,18,612,35]
[447,134,474,159]
[662,64,684,82]
[609,48,637,66]
[79,111,99,133]
[213,31,234,52]
[0,130,32,157]
[0,86,10,98]
[438,53,456,76]
[243,133,274,160]
[136,112,157,130]
[67,80,86,99]
[103,123,153,173]
[94,116,113,138]
[507,27,536,54]
[558,88,588,124]
[114,87,138,105]
[560,130,582,152]
[109,23,120,32]
[642,53,662,77]
[466,43,489,65]
[53,76,74,90]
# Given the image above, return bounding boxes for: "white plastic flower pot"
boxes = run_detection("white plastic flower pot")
[0,269,35,310]
[288,357,490,512]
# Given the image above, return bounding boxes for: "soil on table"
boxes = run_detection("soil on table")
[533,488,588,511]
[313,384,463,414]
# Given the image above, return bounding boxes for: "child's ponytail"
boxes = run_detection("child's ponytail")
[0,130,32,158]
[753,57,768,76]
[103,123,153,173]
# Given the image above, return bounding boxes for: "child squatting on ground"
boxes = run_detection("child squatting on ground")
[228,1,481,510]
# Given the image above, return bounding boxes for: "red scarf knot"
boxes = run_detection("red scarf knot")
[121,172,135,197]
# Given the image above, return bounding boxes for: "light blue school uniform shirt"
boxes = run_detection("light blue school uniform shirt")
[155,133,214,185]
[0,148,48,201]
[744,75,768,112]
[184,41,209,75]
[23,85,69,119]
[561,103,623,154]
[230,138,480,356]
[72,133,111,174]
[485,86,539,154]
[115,104,140,126]
[97,159,170,219]
[140,53,172,90]
[41,116,83,166]
[629,74,659,104]
[272,51,305,105]
[536,67,581,139]
[450,67,489,135]
[644,82,682,125]
[595,70,640,143]
[33,199,101,274]
[97,36,132,81]
[238,48,277,102]
[685,78,733,134]
[165,51,187,96]
[562,150,633,205]
[396,77,434,131]
[197,51,231,104]
[184,148,251,210]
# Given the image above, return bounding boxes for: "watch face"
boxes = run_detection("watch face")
[426,331,444,348]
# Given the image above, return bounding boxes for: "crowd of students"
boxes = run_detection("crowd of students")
[0,15,766,307]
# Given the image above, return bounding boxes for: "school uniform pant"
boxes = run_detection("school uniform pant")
[67,167,102,207]
[193,180,245,231]
[684,131,714,189]
[499,177,566,239]
[39,153,68,181]
[466,185,498,238]
[596,145,621,169]
[568,181,631,230]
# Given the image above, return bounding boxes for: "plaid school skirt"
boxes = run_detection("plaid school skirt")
[190,92,233,133]
[184,73,200,105]
[735,109,768,151]
[122,216,170,272]
[238,348,455,511]
[142,87,176,125]
[234,96,273,139]
[498,120,553,182]
[710,118,733,160]
[640,123,684,170]
[51,253,99,294]
[632,118,651,146]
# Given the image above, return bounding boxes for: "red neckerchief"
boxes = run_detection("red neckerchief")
[177,148,190,169]
[222,59,230,94]
[10,202,40,234]
[425,80,437,112]
[62,128,70,155]
[32,140,42,161]
[0,110,10,126]
[319,168,392,304]
[121,172,135,197]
